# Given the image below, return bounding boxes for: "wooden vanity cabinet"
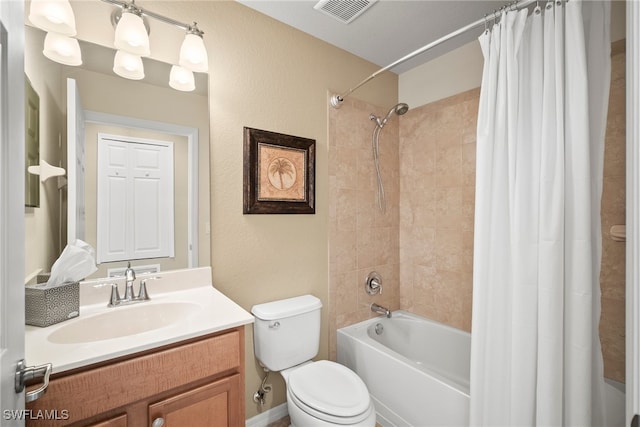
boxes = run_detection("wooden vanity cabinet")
[26,327,245,427]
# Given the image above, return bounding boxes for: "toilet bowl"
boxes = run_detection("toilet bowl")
[251,295,376,427]
[282,361,376,426]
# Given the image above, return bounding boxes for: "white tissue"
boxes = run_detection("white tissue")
[44,239,98,288]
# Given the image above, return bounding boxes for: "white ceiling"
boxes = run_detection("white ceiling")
[237,0,511,74]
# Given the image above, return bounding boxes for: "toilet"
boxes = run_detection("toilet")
[251,295,376,427]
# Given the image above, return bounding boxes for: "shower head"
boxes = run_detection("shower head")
[372,103,409,128]
[391,103,409,116]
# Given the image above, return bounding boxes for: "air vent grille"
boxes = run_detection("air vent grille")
[313,0,378,24]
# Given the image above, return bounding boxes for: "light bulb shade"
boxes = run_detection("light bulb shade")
[178,33,208,73]
[169,65,195,92]
[43,32,82,66]
[113,50,145,80]
[29,0,77,36]
[114,11,150,56]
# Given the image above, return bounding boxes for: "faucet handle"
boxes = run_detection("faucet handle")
[365,271,383,295]
[136,276,160,300]
[137,280,151,301]
[108,283,121,307]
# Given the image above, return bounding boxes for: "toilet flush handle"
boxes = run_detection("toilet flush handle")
[268,321,280,329]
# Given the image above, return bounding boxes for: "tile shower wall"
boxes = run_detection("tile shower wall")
[599,41,626,383]
[328,43,624,380]
[396,41,626,382]
[398,88,478,332]
[328,97,401,360]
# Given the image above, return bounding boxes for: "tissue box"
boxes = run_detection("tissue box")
[25,282,80,327]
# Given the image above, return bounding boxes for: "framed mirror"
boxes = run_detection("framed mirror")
[24,23,210,283]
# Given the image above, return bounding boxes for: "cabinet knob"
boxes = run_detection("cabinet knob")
[152,417,165,427]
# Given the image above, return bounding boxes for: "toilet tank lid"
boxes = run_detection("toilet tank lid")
[251,295,322,320]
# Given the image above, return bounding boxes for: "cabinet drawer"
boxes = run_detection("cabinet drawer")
[27,329,241,425]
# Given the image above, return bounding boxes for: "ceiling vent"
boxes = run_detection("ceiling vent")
[313,0,378,24]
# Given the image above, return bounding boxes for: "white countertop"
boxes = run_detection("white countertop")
[25,267,254,374]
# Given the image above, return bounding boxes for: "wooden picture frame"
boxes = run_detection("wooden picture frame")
[243,127,315,214]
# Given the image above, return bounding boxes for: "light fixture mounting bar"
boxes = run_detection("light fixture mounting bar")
[100,0,197,32]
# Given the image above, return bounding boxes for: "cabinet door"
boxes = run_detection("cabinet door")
[148,374,241,427]
[88,414,128,427]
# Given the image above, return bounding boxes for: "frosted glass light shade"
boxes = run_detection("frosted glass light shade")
[178,33,208,73]
[114,11,150,56]
[43,32,82,66]
[113,51,145,80]
[29,0,77,36]
[169,65,195,92]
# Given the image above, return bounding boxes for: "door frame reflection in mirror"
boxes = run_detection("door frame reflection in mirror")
[79,110,199,268]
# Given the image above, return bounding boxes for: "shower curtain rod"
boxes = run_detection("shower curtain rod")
[329,0,537,108]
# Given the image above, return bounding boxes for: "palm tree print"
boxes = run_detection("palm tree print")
[268,158,296,190]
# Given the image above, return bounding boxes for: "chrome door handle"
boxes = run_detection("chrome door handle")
[152,417,165,427]
[15,359,53,402]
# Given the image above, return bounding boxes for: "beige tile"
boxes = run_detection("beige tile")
[335,270,359,317]
[461,143,476,187]
[435,144,463,188]
[434,186,463,229]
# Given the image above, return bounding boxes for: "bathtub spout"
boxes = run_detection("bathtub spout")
[371,303,391,318]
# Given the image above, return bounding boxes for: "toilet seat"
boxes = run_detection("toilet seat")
[287,360,373,424]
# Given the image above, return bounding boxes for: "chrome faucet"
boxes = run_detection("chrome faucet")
[108,262,154,307]
[371,303,391,318]
[124,262,136,301]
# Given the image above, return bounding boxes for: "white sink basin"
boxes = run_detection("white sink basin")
[47,302,199,344]
[26,267,255,374]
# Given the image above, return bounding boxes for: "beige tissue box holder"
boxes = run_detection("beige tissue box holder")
[25,281,80,327]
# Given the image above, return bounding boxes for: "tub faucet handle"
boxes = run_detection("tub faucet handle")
[365,271,383,295]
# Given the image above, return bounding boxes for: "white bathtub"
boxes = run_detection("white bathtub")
[337,310,625,427]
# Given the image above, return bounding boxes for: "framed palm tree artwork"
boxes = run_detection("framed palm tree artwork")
[243,127,315,214]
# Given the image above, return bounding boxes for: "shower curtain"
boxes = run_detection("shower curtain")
[470,0,611,425]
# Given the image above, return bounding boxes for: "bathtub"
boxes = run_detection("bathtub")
[337,310,626,427]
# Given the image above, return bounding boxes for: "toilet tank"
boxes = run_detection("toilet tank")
[251,295,322,371]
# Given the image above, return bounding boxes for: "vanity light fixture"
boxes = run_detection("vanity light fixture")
[113,50,145,80]
[179,23,208,73]
[43,32,82,66]
[30,0,83,66]
[103,0,209,90]
[113,2,150,57]
[29,0,77,36]
[169,65,195,92]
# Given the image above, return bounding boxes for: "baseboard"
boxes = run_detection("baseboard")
[245,403,289,427]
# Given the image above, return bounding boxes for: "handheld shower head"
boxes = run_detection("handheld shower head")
[368,102,409,212]
[393,103,410,116]
[380,103,409,127]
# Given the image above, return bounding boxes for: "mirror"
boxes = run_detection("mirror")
[24,24,210,282]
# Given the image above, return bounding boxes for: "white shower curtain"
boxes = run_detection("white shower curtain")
[470,1,611,425]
